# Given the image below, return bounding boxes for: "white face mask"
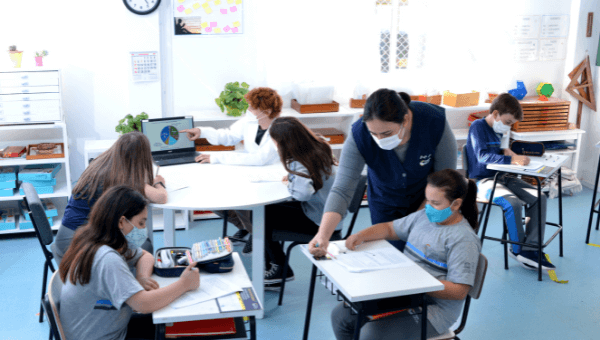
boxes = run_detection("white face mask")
[247,109,267,123]
[124,218,147,249]
[492,119,511,134]
[371,125,404,150]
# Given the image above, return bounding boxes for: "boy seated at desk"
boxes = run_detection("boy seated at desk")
[465,93,555,270]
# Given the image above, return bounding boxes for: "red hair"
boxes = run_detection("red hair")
[244,87,283,119]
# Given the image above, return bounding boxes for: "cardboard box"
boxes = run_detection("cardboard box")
[442,91,480,107]
[2,146,26,158]
[18,163,61,181]
[0,181,16,189]
[0,167,17,181]
[0,209,16,230]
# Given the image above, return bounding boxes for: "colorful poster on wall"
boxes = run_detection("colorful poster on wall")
[173,0,243,35]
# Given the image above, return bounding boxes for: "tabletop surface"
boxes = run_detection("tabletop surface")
[152,252,263,324]
[300,240,444,303]
[486,154,569,178]
[150,161,292,210]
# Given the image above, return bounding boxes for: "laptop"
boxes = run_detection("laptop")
[141,116,199,166]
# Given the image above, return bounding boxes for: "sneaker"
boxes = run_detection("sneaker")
[242,237,252,256]
[230,229,249,245]
[509,250,556,270]
[264,262,295,284]
[264,282,282,291]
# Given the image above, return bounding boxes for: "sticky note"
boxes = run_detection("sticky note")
[205,27,212,32]
[236,0,242,4]
[214,0,221,4]
[193,2,201,9]
[230,6,237,12]
[185,8,193,14]
[204,7,212,14]
[220,9,227,14]
[214,28,221,33]
[232,27,238,33]
[177,5,185,12]
[224,25,231,32]
[178,0,186,3]
[210,21,217,27]
[233,21,240,27]
[227,0,234,3]
[202,2,209,8]
[201,22,208,28]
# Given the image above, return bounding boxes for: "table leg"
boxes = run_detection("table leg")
[421,295,428,340]
[302,265,318,340]
[251,206,265,319]
[535,177,543,282]
[558,168,563,257]
[164,209,176,247]
[249,316,256,340]
[155,324,165,340]
[586,154,600,244]
[353,308,363,340]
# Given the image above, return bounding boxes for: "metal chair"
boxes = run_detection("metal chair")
[586,152,600,244]
[21,182,56,323]
[42,271,66,340]
[273,174,368,306]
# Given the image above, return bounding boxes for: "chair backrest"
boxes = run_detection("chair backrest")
[462,144,469,179]
[22,182,54,246]
[469,253,488,299]
[348,175,368,214]
[45,271,66,340]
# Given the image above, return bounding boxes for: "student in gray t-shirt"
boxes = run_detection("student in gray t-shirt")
[59,186,200,340]
[331,169,481,340]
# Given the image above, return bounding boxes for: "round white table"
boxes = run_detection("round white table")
[149,162,291,318]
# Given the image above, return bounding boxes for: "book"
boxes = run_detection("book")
[2,146,26,158]
[20,199,58,221]
[18,163,61,181]
[165,318,236,338]
[217,287,261,313]
[0,167,17,181]
[0,209,17,230]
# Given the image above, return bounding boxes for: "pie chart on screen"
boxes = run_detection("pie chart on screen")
[161,126,179,146]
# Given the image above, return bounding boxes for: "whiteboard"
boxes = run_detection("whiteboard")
[173,0,244,35]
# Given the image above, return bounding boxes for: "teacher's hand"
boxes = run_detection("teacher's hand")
[282,175,289,185]
[308,234,328,258]
[195,154,211,164]
[345,234,363,251]
[180,128,201,141]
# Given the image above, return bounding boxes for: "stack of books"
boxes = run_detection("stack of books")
[0,208,17,231]
[18,164,62,195]
[18,199,56,230]
[0,167,17,197]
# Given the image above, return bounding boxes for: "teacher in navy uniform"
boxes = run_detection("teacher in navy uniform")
[309,89,457,256]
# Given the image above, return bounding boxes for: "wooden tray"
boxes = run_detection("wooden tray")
[291,99,339,114]
[311,128,345,144]
[426,95,442,105]
[443,91,480,107]
[194,138,235,152]
[26,143,65,160]
[349,98,366,108]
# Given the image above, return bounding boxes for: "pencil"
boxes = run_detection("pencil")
[327,251,337,260]
[156,166,160,177]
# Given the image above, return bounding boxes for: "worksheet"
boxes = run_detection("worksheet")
[171,275,242,309]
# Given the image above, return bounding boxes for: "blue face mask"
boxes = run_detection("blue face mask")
[425,202,455,223]
[124,218,147,249]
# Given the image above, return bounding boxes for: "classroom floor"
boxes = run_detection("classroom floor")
[2,187,600,340]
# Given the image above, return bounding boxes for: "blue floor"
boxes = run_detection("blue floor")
[2,187,600,339]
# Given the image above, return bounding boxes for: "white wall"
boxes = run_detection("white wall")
[567,0,600,187]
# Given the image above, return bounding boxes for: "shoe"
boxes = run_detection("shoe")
[242,237,252,256]
[230,229,249,245]
[264,262,295,284]
[509,250,555,270]
[264,282,282,291]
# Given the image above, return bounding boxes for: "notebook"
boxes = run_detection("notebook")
[165,318,236,338]
[141,116,199,166]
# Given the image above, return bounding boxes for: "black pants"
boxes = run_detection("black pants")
[126,313,155,340]
[265,201,320,266]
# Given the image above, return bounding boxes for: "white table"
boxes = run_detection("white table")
[300,240,444,340]
[152,253,261,339]
[150,161,291,319]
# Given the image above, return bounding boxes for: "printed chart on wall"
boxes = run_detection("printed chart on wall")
[173,0,243,35]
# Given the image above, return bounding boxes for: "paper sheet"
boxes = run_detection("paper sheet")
[246,169,287,183]
[492,161,544,171]
[328,241,413,273]
[171,275,242,309]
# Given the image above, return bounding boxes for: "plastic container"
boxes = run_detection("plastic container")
[292,82,335,105]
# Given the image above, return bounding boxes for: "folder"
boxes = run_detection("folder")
[165,318,236,338]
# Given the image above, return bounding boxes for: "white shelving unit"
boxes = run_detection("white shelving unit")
[0,122,72,234]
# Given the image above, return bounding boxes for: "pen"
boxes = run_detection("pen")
[326,251,337,260]
[156,166,160,177]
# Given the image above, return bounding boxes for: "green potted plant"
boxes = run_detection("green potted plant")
[215,81,250,117]
[8,45,23,68]
[115,112,149,134]
[34,50,48,67]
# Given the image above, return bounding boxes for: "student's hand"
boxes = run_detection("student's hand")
[345,234,363,251]
[308,235,328,258]
[282,175,289,186]
[511,155,530,166]
[154,175,166,186]
[179,262,200,292]
[138,277,160,291]
[195,154,211,164]
[180,128,201,141]
[503,148,517,157]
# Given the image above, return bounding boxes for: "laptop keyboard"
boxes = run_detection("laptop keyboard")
[154,152,197,161]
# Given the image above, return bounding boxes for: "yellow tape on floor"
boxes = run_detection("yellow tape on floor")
[545,254,568,284]
[587,243,600,248]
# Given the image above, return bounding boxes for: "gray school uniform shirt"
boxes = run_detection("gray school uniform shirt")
[60,245,144,340]
[393,209,481,333]
[287,161,344,230]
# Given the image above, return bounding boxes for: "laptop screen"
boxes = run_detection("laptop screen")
[141,117,195,153]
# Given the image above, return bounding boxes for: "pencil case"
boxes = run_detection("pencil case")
[510,140,545,157]
[153,245,234,277]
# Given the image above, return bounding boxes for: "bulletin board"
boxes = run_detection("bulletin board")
[173,0,244,35]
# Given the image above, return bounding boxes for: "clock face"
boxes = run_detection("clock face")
[123,0,161,15]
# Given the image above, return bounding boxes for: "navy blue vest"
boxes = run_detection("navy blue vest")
[353,101,446,224]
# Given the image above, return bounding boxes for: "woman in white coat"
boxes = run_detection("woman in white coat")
[181,87,283,255]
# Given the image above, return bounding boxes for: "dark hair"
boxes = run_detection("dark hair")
[244,87,283,119]
[427,169,479,232]
[362,89,411,124]
[490,93,523,121]
[60,186,149,285]
[73,131,154,202]
[269,117,336,192]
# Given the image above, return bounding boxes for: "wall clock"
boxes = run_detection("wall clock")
[123,0,161,15]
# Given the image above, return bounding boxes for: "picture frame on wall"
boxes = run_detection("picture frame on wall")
[173,0,243,36]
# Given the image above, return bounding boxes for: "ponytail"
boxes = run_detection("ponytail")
[427,169,479,232]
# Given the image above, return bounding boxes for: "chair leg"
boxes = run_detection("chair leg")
[222,210,229,238]
[40,262,49,323]
[278,242,297,306]
[502,219,509,270]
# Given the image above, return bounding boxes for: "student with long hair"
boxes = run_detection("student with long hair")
[59,186,199,340]
[262,117,342,284]
[331,169,481,340]
[52,132,167,266]
[181,87,284,256]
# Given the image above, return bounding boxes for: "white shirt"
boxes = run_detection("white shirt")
[199,115,279,166]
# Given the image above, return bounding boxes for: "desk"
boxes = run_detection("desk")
[152,253,261,339]
[151,161,291,319]
[481,154,568,281]
[300,240,444,340]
